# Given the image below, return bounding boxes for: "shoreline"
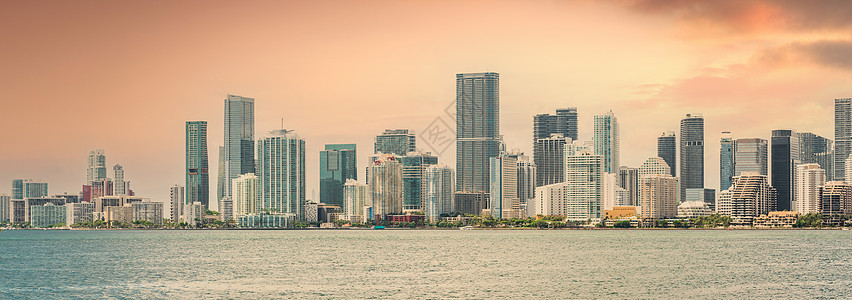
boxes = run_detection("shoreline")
[2,227,847,231]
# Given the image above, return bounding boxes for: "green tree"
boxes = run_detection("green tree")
[613,220,631,228]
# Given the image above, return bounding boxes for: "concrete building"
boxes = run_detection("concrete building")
[534,134,570,187]
[819,181,851,216]
[456,72,501,194]
[618,167,639,206]
[685,188,716,209]
[169,185,184,223]
[680,113,704,200]
[534,108,578,142]
[66,202,95,225]
[232,173,258,219]
[490,151,519,219]
[23,196,67,222]
[834,98,852,181]
[771,130,799,211]
[753,211,799,228]
[12,179,24,200]
[30,203,66,227]
[604,206,639,220]
[10,199,25,223]
[423,165,454,222]
[87,149,107,183]
[367,153,403,219]
[94,195,143,220]
[638,157,671,206]
[726,172,776,225]
[113,164,131,196]
[534,150,603,221]
[602,173,628,211]
[184,202,205,226]
[106,205,134,224]
[132,201,164,225]
[798,132,834,181]
[677,201,712,218]
[401,152,438,211]
[454,191,488,216]
[720,131,735,191]
[593,110,619,173]
[0,194,8,222]
[257,129,306,219]
[640,174,679,220]
[795,164,825,214]
[23,180,49,199]
[320,144,357,206]
[374,129,416,156]
[238,212,295,228]
[186,121,210,209]
[657,131,677,177]
[343,179,370,223]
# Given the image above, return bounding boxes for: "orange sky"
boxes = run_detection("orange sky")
[1,0,850,207]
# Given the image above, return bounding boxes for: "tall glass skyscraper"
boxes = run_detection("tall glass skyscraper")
[834,98,852,180]
[798,132,834,181]
[374,129,416,156]
[12,179,23,200]
[257,129,305,218]
[534,134,570,187]
[593,110,619,173]
[223,95,255,205]
[533,108,578,142]
[771,130,798,211]
[720,131,734,191]
[456,72,501,193]
[657,131,676,177]
[87,149,107,183]
[679,114,704,200]
[735,138,768,176]
[320,144,357,206]
[401,152,438,211]
[186,121,210,208]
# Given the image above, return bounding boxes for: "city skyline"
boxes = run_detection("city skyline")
[1,1,850,205]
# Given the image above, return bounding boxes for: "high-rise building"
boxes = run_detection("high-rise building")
[453,191,488,215]
[490,152,519,219]
[89,178,112,201]
[771,130,799,211]
[66,202,94,225]
[818,181,851,216]
[30,203,66,228]
[216,146,225,205]
[795,164,825,214]
[257,129,305,219]
[374,129,416,156]
[618,167,639,206]
[534,134,570,187]
[169,185,184,223]
[343,179,370,223]
[593,110,619,173]
[186,121,210,208]
[22,180,49,199]
[561,151,604,221]
[680,113,704,199]
[834,98,852,180]
[232,173,258,218]
[685,188,716,210]
[735,138,768,176]
[534,108,578,143]
[12,179,24,200]
[423,165,455,222]
[726,172,776,225]
[113,165,124,196]
[367,153,403,219]
[639,157,671,179]
[657,131,676,177]
[320,144,357,206]
[401,152,438,211]
[639,174,679,220]
[798,132,834,181]
[223,95,255,206]
[0,194,9,222]
[720,131,735,191]
[87,149,107,183]
[456,72,501,193]
[516,154,536,216]
[602,173,628,211]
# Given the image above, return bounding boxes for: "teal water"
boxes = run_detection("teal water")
[0,229,849,298]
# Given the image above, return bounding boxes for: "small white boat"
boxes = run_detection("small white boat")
[459,226,474,230]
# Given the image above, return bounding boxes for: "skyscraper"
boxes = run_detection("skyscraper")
[374,129,416,156]
[168,185,184,223]
[217,146,225,204]
[367,153,403,219]
[401,152,438,211]
[112,165,129,196]
[87,149,107,183]
[516,154,536,216]
[12,179,23,200]
[186,121,210,209]
[638,157,671,206]
[618,167,639,206]
[257,129,305,219]
[423,165,455,222]
[657,131,676,177]
[798,132,834,181]
[735,138,768,176]
[834,98,852,181]
[771,130,799,211]
[534,134,570,187]
[720,131,734,191]
[223,94,255,205]
[490,151,518,219]
[232,173,258,218]
[23,180,49,199]
[593,110,619,173]
[533,108,578,142]
[640,174,679,220]
[562,150,603,221]
[679,113,704,199]
[795,164,824,214]
[320,144,357,206]
[456,72,501,193]
[726,172,776,225]
[0,194,9,222]
[342,179,370,223]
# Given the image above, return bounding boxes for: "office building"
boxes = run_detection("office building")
[367,153,403,219]
[516,154,536,216]
[489,152,518,219]
[23,180,48,199]
[771,130,799,211]
[795,164,825,214]
[374,129,416,156]
[169,185,184,223]
[223,94,255,207]
[320,144,357,206]
[12,179,24,200]
[593,110,619,173]
[186,120,210,208]
[680,113,704,200]
[819,181,851,216]
[640,174,679,220]
[726,172,776,225]
[423,165,455,222]
[534,134,570,187]
[401,152,438,211]
[454,191,488,215]
[456,72,501,193]
[30,203,66,228]
[720,131,735,191]
[87,149,107,183]
[217,146,225,205]
[343,179,370,223]
[834,98,852,180]
[734,138,768,176]
[618,167,639,206]
[232,173,258,219]
[113,164,130,196]
[257,129,305,219]
[66,202,95,225]
[657,131,676,177]
[534,108,578,142]
[798,132,834,181]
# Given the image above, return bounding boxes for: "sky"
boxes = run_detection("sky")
[1,0,851,209]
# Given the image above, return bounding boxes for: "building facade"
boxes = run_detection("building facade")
[186,121,209,208]
[534,108,578,143]
[727,172,776,225]
[593,110,619,173]
[401,152,438,211]
[423,165,455,222]
[735,138,768,176]
[819,181,851,216]
[490,152,519,219]
[834,98,852,180]
[319,144,357,206]
[374,129,416,156]
[795,164,825,214]
[618,167,639,207]
[680,113,704,200]
[232,173,259,218]
[223,95,255,208]
[657,131,676,177]
[87,149,107,183]
[534,134,570,187]
[367,154,403,219]
[30,203,66,228]
[257,129,305,219]
[798,132,834,181]
[640,174,679,220]
[720,131,735,191]
[771,130,799,211]
[169,185,184,223]
[342,179,370,223]
[456,72,501,194]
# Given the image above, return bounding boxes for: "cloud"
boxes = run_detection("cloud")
[755,40,852,72]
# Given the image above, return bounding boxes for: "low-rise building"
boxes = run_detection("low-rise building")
[106,205,134,224]
[604,206,638,220]
[30,203,66,228]
[677,201,712,218]
[66,202,95,225]
[238,213,296,228]
[753,211,799,228]
[132,201,164,225]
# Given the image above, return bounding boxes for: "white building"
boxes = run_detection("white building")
[132,201,164,225]
[726,172,776,225]
[550,150,603,221]
[677,201,712,218]
[423,165,454,222]
[593,110,619,173]
[232,173,258,219]
[343,179,370,223]
[795,164,825,214]
[640,174,679,219]
[490,152,519,219]
[638,157,672,206]
[169,185,184,223]
[66,202,95,225]
[256,129,306,219]
[367,153,403,219]
[602,173,628,211]
[184,202,205,226]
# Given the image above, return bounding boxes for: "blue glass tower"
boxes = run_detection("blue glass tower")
[320,144,357,206]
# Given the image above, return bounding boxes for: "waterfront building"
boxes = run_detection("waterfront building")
[454,191,488,215]
[657,131,676,177]
[374,129,416,156]
[753,211,799,228]
[257,129,306,219]
[834,98,852,180]
[55,194,80,204]
[534,150,602,221]
[223,94,255,207]
[66,202,95,225]
[367,153,403,219]
[423,165,454,222]
[677,201,712,218]
[87,149,107,183]
[184,202,205,226]
[23,180,48,199]
[456,72,501,193]
[320,144,357,206]
[490,151,519,219]
[771,130,799,211]
[132,201,164,225]
[217,146,225,206]
[30,203,66,228]
[516,154,536,216]
[186,120,210,208]
[88,178,113,202]
[639,174,679,220]
[342,179,370,223]
[593,110,619,173]
[93,195,143,220]
[735,138,768,176]
[818,181,851,216]
[305,202,318,223]
[798,132,834,181]
[169,185,184,223]
[720,131,735,191]
[727,172,776,225]
[23,196,66,222]
[12,179,23,200]
[685,188,716,209]
[232,173,258,218]
[602,173,629,211]
[604,206,639,220]
[680,113,704,200]
[534,134,570,187]
[795,164,825,214]
[534,108,578,142]
[10,199,25,223]
[238,212,296,228]
[106,205,134,224]
[0,194,8,222]
[401,152,438,211]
